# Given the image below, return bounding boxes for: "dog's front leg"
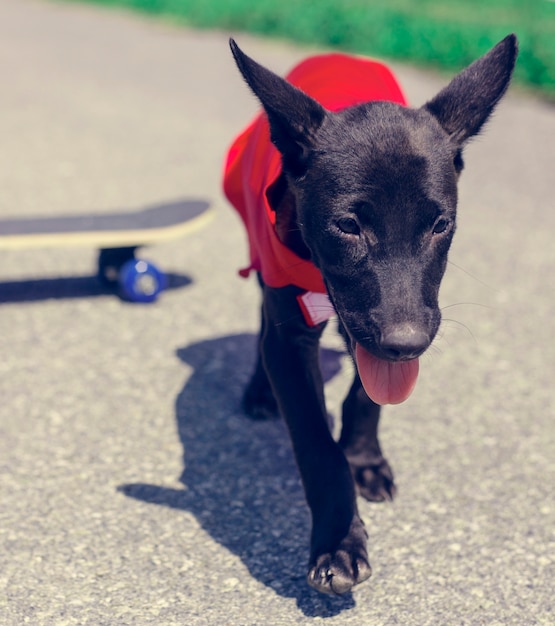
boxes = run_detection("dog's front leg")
[340,375,397,502]
[261,285,372,595]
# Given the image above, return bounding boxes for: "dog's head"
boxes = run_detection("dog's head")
[230,36,517,403]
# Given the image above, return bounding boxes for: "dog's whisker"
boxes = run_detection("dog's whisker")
[440,317,478,345]
[446,260,498,292]
[421,343,443,362]
[441,301,494,312]
[429,343,443,356]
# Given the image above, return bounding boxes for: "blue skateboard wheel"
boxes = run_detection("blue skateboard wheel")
[119,259,167,303]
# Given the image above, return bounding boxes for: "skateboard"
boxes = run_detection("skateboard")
[0,199,213,302]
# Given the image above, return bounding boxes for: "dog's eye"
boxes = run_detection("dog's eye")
[336,217,360,235]
[432,217,450,235]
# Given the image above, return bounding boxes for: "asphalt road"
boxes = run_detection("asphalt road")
[1,1,554,624]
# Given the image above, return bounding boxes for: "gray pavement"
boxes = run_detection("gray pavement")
[1,0,554,624]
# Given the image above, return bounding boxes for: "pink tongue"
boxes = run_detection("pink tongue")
[355,343,419,405]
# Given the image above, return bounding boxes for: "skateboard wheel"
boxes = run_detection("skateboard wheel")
[119,259,167,302]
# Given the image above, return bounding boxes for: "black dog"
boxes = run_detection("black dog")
[224,35,517,595]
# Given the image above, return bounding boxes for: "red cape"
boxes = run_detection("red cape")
[223,53,407,293]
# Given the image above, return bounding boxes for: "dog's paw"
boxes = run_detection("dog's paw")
[307,521,372,595]
[351,458,397,502]
[242,381,279,420]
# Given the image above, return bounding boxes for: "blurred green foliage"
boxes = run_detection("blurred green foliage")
[65,0,554,95]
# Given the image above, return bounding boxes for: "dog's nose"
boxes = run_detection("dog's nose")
[379,323,430,361]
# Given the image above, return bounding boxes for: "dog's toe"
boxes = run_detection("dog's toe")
[307,548,372,595]
[307,517,372,595]
[353,459,397,502]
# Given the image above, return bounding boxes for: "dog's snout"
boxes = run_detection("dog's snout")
[379,323,430,361]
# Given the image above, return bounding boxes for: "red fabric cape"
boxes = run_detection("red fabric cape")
[223,53,407,293]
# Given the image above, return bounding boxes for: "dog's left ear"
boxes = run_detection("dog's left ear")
[424,34,518,145]
[229,38,326,178]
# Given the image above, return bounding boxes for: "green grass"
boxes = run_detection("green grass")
[62,0,555,96]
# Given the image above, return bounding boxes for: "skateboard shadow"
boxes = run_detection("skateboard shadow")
[119,332,357,617]
[0,273,191,304]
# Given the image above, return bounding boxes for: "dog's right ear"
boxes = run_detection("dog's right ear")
[229,38,326,178]
[424,34,518,145]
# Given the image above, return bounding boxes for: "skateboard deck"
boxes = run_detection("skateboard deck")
[0,199,212,249]
[0,199,213,302]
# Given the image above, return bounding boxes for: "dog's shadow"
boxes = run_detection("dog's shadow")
[119,332,356,616]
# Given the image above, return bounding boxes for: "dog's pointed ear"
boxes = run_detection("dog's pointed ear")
[424,34,518,145]
[229,38,326,178]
